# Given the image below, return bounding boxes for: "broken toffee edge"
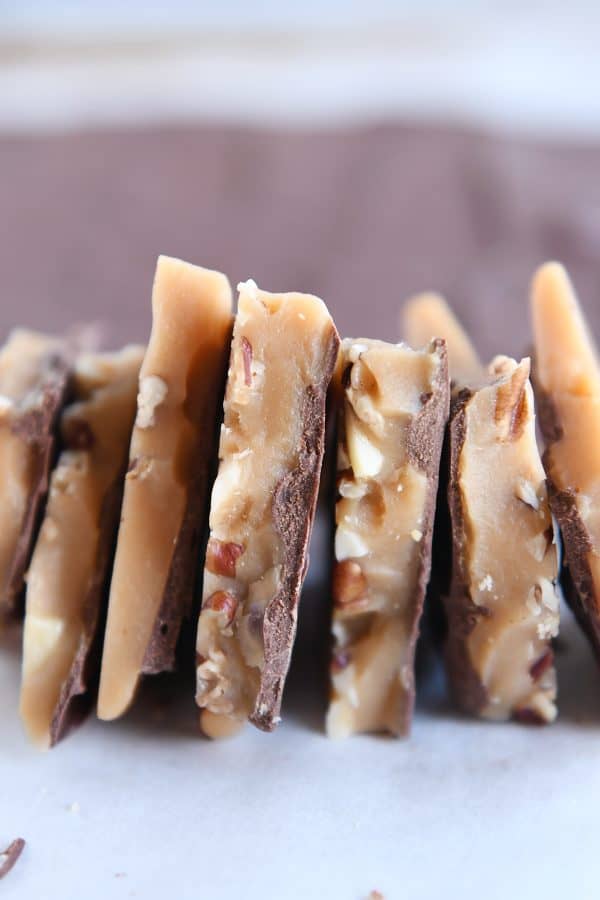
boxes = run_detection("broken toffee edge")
[250,324,341,731]
[48,469,128,746]
[534,377,600,659]
[2,350,72,620]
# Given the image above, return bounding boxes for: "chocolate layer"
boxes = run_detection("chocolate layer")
[402,339,451,730]
[444,388,490,715]
[254,335,339,729]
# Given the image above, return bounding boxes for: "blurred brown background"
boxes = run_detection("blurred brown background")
[2,122,600,357]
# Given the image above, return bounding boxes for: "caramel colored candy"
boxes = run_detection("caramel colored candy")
[97,257,233,721]
[532,262,600,660]
[403,295,560,723]
[0,330,70,620]
[327,338,449,738]
[195,279,339,734]
[403,292,483,385]
[20,347,143,748]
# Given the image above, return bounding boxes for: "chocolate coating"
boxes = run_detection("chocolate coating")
[250,326,340,730]
[443,389,490,715]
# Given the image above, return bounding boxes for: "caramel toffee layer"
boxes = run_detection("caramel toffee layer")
[327,338,449,738]
[532,262,600,661]
[98,256,233,721]
[446,356,559,723]
[0,330,71,620]
[404,295,559,723]
[195,279,339,736]
[20,346,143,748]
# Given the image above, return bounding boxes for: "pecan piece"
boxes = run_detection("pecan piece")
[0,838,25,880]
[529,648,554,682]
[332,560,367,608]
[204,590,238,626]
[241,337,253,387]
[205,539,244,577]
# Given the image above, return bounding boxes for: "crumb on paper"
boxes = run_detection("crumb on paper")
[0,838,26,880]
[368,891,385,900]
[67,801,80,814]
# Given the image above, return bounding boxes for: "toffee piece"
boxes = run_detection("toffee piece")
[97,257,233,721]
[327,338,449,738]
[195,279,339,736]
[531,262,600,659]
[404,296,560,723]
[0,330,71,620]
[20,346,144,748]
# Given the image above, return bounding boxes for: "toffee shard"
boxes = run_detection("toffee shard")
[531,261,600,660]
[97,257,233,721]
[403,293,482,386]
[403,295,560,723]
[327,338,449,738]
[195,279,339,736]
[446,357,559,723]
[20,346,144,748]
[0,330,71,620]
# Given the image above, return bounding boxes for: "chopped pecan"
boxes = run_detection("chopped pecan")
[332,560,367,608]
[205,538,244,577]
[204,591,239,626]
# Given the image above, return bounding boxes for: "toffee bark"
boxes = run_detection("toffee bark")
[404,296,560,723]
[531,262,600,660]
[20,347,143,748]
[0,330,71,620]
[98,257,233,720]
[195,279,339,736]
[327,338,449,738]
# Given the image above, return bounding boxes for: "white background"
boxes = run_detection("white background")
[1,1,600,136]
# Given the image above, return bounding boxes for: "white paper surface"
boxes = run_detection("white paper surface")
[3,513,600,900]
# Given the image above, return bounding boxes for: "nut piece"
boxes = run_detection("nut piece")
[0,838,25,881]
[241,337,253,386]
[205,539,244,577]
[335,526,369,561]
[204,590,239,626]
[135,375,168,428]
[332,560,367,608]
[346,416,383,478]
[200,708,245,740]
